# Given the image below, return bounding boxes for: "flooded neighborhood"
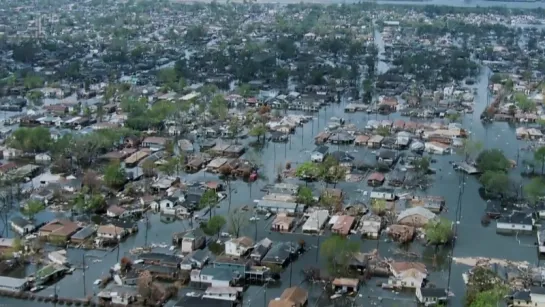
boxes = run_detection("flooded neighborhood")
[0,0,545,306]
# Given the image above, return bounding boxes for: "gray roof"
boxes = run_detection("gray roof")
[201,267,235,281]
[71,225,96,240]
[256,200,298,210]
[397,207,436,222]
[0,276,27,289]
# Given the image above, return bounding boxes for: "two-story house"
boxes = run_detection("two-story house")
[180,228,206,254]
[190,267,240,288]
[225,237,254,257]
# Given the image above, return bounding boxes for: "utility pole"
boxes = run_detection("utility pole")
[144,213,149,248]
[82,254,86,297]
[289,258,293,287]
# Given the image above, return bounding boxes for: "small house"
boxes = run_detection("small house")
[368,135,384,148]
[358,215,382,239]
[497,211,534,234]
[250,238,273,262]
[416,288,448,306]
[354,135,370,146]
[332,278,359,293]
[180,228,206,254]
[268,287,308,307]
[10,216,37,235]
[397,208,436,227]
[331,215,355,236]
[225,237,254,257]
[367,172,385,187]
[39,219,80,241]
[271,214,295,232]
[311,146,328,163]
[261,242,298,266]
[142,137,168,150]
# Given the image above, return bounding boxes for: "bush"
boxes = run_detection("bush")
[208,242,224,255]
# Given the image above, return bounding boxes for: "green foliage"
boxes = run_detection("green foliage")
[458,138,483,161]
[71,190,106,213]
[465,267,507,307]
[22,200,45,220]
[203,215,226,236]
[296,186,315,206]
[376,126,391,137]
[228,209,248,238]
[26,90,44,106]
[8,127,52,153]
[524,177,545,205]
[320,236,360,275]
[425,218,453,245]
[534,146,545,173]
[515,92,536,113]
[23,74,44,89]
[210,94,228,120]
[157,68,178,89]
[295,161,320,179]
[476,149,510,173]
[208,242,224,255]
[479,171,510,196]
[237,83,253,98]
[123,97,176,130]
[103,162,127,189]
[200,189,219,219]
[249,124,267,141]
[371,198,387,215]
[413,157,430,175]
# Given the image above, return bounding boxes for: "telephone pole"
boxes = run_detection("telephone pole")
[82,254,87,297]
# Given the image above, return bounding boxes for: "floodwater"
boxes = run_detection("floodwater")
[1,8,543,307]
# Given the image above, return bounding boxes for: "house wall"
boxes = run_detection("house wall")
[497,222,532,233]
[225,241,246,256]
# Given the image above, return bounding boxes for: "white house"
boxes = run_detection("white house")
[96,225,127,241]
[225,237,254,257]
[424,142,450,155]
[35,153,52,163]
[370,191,395,201]
[106,205,130,219]
[388,262,427,290]
[538,230,545,254]
[496,211,533,234]
[531,288,545,307]
[416,288,448,306]
[311,146,328,163]
[302,210,329,233]
[151,196,188,216]
[202,287,242,301]
[10,216,36,235]
[190,267,237,288]
[2,148,22,160]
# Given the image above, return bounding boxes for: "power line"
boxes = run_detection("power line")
[447,171,466,291]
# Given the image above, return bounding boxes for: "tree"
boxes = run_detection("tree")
[141,160,156,178]
[458,139,483,162]
[8,127,52,153]
[297,186,315,206]
[237,83,253,98]
[295,161,320,180]
[479,171,510,196]
[82,170,101,193]
[320,236,360,275]
[446,112,460,122]
[22,200,44,220]
[249,124,267,143]
[524,177,545,205]
[228,117,242,141]
[376,126,390,137]
[26,90,44,106]
[199,189,219,220]
[137,271,153,303]
[515,92,536,113]
[465,266,507,306]
[210,94,228,121]
[203,215,226,238]
[103,162,127,189]
[371,199,387,215]
[425,218,453,246]
[164,140,175,157]
[413,157,430,175]
[476,149,510,173]
[228,209,248,238]
[535,146,545,174]
[470,285,508,307]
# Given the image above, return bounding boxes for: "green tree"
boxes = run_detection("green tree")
[458,138,483,162]
[141,159,156,177]
[210,94,228,120]
[203,215,226,238]
[8,127,52,153]
[320,236,360,275]
[158,158,177,176]
[515,92,536,113]
[237,83,253,98]
[413,157,430,175]
[470,285,508,307]
[479,171,510,196]
[295,161,320,179]
[228,117,242,141]
[23,74,44,89]
[425,218,453,246]
[371,199,387,215]
[249,123,267,143]
[103,162,127,189]
[297,186,315,206]
[26,90,44,106]
[534,146,545,174]
[465,266,507,306]
[524,177,545,205]
[476,149,510,173]
[157,68,178,89]
[199,189,219,220]
[376,126,391,137]
[22,200,45,220]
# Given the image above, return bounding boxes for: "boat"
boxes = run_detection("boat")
[30,286,44,292]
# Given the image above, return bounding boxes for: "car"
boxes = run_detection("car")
[220,232,230,237]
[249,216,260,222]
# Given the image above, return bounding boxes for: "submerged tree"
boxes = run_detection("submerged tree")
[524,177,545,205]
[22,200,45,220]
[199,189,219,219]
[320,236,360,275]
[296,186,315,206]
[476,149,510,173]
[425,218,454,246]
[227,209,248,238]
[203,215,226,238]
[479,171,510,197]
